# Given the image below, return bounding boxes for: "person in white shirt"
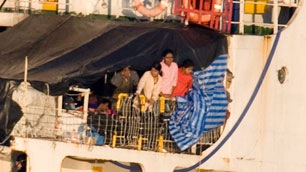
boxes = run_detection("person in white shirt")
[135,62,162,105]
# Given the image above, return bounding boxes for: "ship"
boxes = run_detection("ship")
[0,0,304,171]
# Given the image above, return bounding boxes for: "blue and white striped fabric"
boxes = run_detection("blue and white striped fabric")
[169,54,228,151]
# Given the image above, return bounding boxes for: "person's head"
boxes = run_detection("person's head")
[97,98,111,113]
[181,59,194,75]
[150,62,162,77]
[121,66,131,78]
[162,49,174,66]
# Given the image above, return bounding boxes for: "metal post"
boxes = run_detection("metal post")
[24,56,28,83]
[272,0,279,33]
[239,0,244,34]
[158,135,164,152]
[112,132,117,147]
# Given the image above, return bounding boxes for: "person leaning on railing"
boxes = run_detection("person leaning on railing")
[135,62,162,111]
[111,66,139,110]
[172,59,194,97]
[159,49,178,113]
[162,59,194,115]
[160,49,178,99]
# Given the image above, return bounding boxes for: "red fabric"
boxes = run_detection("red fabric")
[172,68,193,97]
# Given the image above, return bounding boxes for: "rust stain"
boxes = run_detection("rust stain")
[222,157,230,164]
[263,35,272,61]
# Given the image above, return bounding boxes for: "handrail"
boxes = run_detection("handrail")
[0,0,299,34]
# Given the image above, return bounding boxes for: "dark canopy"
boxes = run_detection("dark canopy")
[0,14,228,143]
[0,14,227,91]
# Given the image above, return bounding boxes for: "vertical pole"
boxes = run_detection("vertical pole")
[150,0,155,21]
[66,0,69,13]
[227,0,234,33]
[112,132,117,147]
[57,96,63,117]
[24,56,29,136]
[107,0,111,18]
[272,0,278,33]
[28,0,32,14]
[239,0,244,34]
[138,135,142,150]
[160,96,165,113]
[158,135,164,152]
[83,88,90,121]
[24,56,28,83]
[139,95,146,112]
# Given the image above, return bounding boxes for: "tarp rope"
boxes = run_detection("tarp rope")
[109,29,283,172]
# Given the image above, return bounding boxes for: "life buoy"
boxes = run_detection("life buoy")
[183,0,222,24]
[133,0,170,17]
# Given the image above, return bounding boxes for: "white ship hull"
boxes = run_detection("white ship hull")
[1,0,306,171]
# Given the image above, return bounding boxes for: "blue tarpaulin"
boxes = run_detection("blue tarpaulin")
[169,55,228,151]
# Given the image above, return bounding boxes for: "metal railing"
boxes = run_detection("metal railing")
[0,0,300,34]
[12,92,223,155]
[233,0,299,34]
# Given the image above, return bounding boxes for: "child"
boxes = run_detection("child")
[172,59,194,97]
[96,98,114,115]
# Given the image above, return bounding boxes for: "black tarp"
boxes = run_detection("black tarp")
[0,14,228,143]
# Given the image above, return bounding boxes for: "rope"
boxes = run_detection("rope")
[0,135,11,145]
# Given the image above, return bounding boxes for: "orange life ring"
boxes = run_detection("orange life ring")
[183,0,222,24]
[133,0,170,17]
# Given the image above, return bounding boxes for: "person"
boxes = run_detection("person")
[88,91,99,113]
[111,66,139,109]
[74,94,84,108]
[160,49,178,98]
[15,153,26,172]
[135,62,162,107]
[225,68,234,103]
[172,59,194,97]
[75,91,99,113]
[96,98,113,115]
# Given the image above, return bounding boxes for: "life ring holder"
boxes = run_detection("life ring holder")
[133,0,222,24]
[184,0,223,24]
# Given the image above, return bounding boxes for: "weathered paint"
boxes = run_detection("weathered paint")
[198,1,306,172]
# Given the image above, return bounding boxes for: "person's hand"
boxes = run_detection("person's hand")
[135,92,140,96]
[88,108,95,112]
[149,98,155,105]
[163,94,171,98]
[169,95,174,100]
[159,92,167,97]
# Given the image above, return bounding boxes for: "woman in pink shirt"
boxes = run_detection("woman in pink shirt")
[160,49,178,98]
[172,59,194,97]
